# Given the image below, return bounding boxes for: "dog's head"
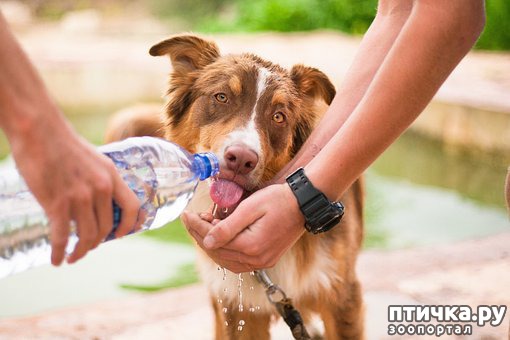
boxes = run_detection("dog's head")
[150,34,335,204]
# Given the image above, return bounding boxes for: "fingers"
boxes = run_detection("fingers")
[63,162,141,264]
[203,201,262,250]
[199,212,215,223]
[93,180,113,247]
[183,211,255,251]
[67,194,97,264]
[187,227,253,273]
[111,172,141,238]
[182,211,212,236]
[49,205,70,266]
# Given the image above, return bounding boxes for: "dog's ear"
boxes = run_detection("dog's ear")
[290,64,336,105]
[149,35,220,127]
[290,65,335,156]
[149,34,220,74]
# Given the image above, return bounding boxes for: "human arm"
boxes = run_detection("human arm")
[185,0,486,272]
[0,13,142,265]
[305,0,486,200]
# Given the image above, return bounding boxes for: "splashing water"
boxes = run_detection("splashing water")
[238,273,244,312]
[217,268,254,332]
[209,177,251,331]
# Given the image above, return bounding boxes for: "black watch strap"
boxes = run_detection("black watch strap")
[286,168,344,234]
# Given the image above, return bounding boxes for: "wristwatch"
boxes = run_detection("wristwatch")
[286,168,344,234]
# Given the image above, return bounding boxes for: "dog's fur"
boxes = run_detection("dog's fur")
[105,34,364,339]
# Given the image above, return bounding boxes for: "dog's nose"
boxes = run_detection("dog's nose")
[224,145,259,175]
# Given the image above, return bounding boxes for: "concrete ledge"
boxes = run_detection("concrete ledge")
[412,101,510,155]
[13,27,510,154]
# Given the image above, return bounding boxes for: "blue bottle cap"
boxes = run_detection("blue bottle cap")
[193,153,220,180]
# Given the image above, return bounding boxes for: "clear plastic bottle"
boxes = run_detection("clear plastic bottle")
[0,136,219,279]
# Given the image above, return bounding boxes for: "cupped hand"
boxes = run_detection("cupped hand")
[182,183,305,273]
[9,118,142,266]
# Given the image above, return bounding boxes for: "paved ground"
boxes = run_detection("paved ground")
[0,232,509,339]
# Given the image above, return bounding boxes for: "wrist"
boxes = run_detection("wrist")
[281,181,305,219]
[285,168,344,234]
[2,99,70,147]
[303,165,339,202]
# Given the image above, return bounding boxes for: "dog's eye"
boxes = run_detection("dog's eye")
[214,93,228,103]
[272,112,286,124]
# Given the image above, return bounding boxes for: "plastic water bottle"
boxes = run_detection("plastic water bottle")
[0,136,219,279]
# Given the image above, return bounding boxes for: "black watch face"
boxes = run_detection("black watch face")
[307,203,344,234]
[314,217,338,233]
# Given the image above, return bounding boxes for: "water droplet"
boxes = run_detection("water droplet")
[237,326,243,331]
[217,299,223,304]
[223,287,228,293]
[249,271,255,276]
[256,306,261,311]
[249,307,255,313]
[237,273,244,313]
[222,267,227,281]
[222,307,228,313]
[225,321,229,326]
[239,320,245,326]
[249,286,254,291]
[222,207,228,214]
[217,266,221,271]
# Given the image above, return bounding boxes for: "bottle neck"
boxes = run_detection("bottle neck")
[193,153,220,180]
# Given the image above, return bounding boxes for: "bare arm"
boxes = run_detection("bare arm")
[0,13,141,265]
[306,0,486,200]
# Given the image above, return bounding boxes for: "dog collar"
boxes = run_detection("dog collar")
[286,167,344,234]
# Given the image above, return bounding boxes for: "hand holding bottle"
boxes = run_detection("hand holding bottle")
[0,136,219,279]
[8,116,143,266]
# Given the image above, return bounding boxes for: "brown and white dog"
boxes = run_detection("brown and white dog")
[105,34,364,339]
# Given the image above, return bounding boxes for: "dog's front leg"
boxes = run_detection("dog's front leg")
[212,296,271,340]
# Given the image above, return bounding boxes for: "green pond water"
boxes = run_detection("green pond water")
[0,107,508,317]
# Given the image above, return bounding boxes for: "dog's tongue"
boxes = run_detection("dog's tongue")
[210,179,244,208]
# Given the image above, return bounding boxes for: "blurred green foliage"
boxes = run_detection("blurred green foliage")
[20,0,510,50]
[476,0,510,50]
[120,263,199,292]
[152,0,510,51]
[210,0,376,34]
[142,219,193,245]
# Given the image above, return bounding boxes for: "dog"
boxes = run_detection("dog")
[105,34,364,339]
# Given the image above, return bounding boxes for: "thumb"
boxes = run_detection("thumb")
[203,200,261,249]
